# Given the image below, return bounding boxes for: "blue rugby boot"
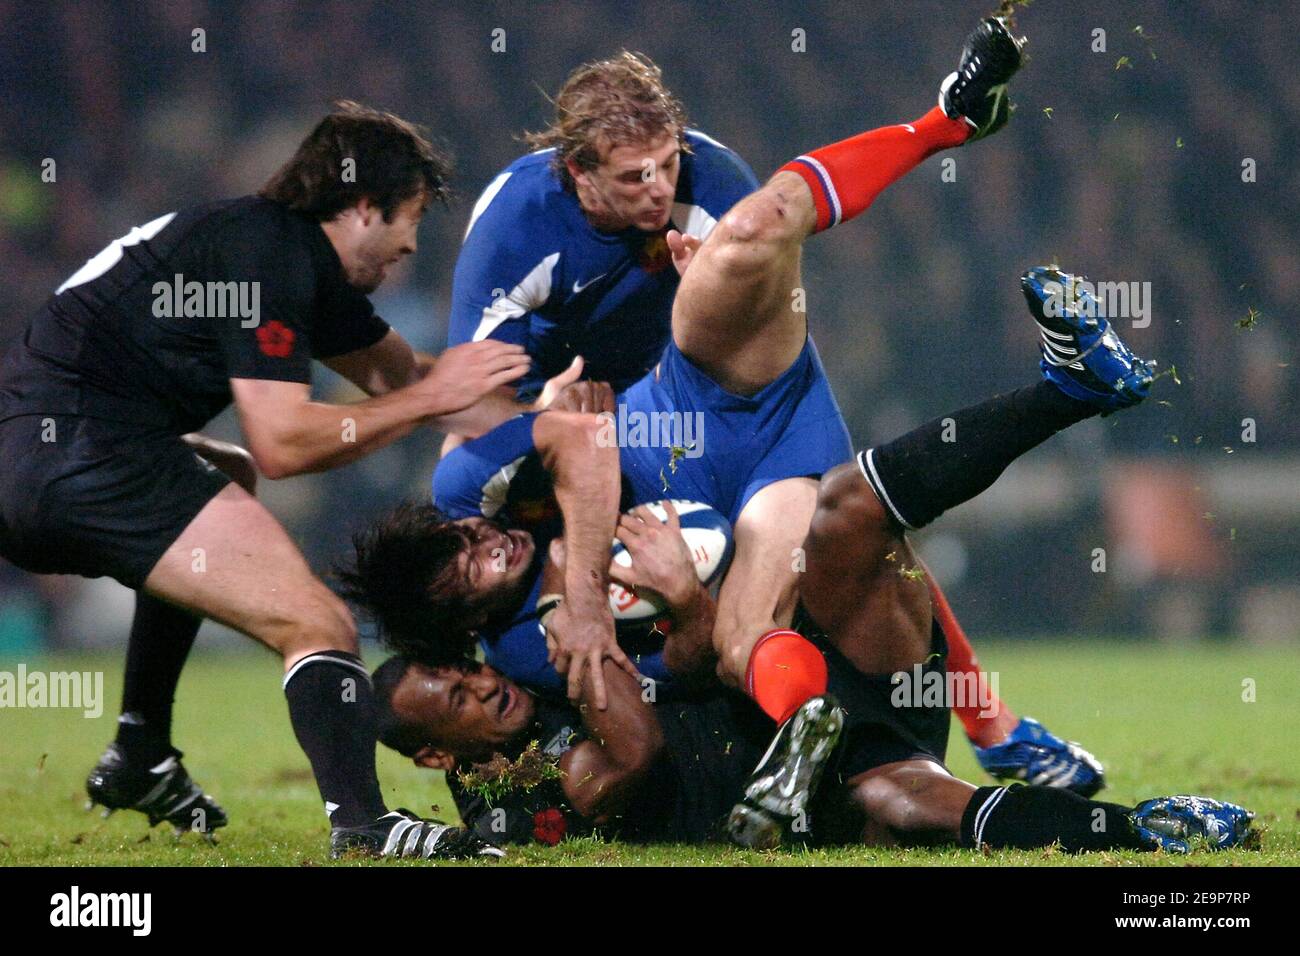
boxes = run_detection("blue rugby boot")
[1129,795,1256,853]
[939,17,1027,142]
[1021,265,1157,412]
[974,716,1106,797]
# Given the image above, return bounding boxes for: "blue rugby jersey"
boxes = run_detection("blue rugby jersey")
[447,130,759,396]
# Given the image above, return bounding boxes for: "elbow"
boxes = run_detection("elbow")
[565,736,664,822]
[568,764,648,822]
[622,726,665,775]
[247,444,300,481]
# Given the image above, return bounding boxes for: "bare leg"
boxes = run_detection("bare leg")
[671,171,816,395]
[848,760,976,846]
[800,461,932,673]
[142,483,387,829]
[142,483,355,668]
[712,477,816,688]
[116,435,261,759]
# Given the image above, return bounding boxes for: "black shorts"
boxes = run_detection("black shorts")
[810,616,952,782]
[0,415,231,589]
[800,610,952,845]
[621,616,952,844]
[628,691,778,843]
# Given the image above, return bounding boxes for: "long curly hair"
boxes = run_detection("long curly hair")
[523,51,690,191]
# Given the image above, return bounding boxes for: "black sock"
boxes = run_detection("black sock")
[115,593,202,762]
[283,651,387,828]
[960,785,1146,852]
[859,381,1094,530]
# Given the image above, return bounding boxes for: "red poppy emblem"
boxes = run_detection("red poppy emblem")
[256,320,296,358]
[533,807,567,845]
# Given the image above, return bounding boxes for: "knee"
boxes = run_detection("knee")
[709,189,799,268]
[265,589,357,658]
[808,463,892,548]
[856,767,943,835]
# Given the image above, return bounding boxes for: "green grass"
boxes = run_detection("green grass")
[1,641,1296,866]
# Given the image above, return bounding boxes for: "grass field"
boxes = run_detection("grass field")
[1,641,1296,867]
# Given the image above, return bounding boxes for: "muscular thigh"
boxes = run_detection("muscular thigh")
[801,462,931,674]
[672,174,814,395]
[142,483,353,661]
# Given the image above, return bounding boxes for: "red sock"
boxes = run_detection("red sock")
[744,629,828,724]
[930,577,1018,748]
[779,106,971,233]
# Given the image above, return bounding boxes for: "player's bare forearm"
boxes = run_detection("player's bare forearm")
[234,339,530,477]
[232,378,463,478]
[535,412,621,611]
[560,660,663,822]
[661,583,720,685]
[235,395,422,478]
[433,387,527,440]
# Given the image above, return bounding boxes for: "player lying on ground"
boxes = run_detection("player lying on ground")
[429,17,1104,792]
[0,101,562,859]
[363,271,1253,853]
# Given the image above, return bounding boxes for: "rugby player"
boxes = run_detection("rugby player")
[446,50,759,400]
[425,18,1103,791]
[0,102,550,859]
[364,268,1254,852]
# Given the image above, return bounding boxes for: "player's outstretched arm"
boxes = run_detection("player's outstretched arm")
[559,659,665,824]
[322,327,425,396]
[534,412,637,708]
[231,339,528,478]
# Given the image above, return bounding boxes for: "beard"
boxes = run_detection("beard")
[345,255,387,294]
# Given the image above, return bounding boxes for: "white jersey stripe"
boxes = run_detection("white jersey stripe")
[463,172,513,241]
[471,252,560,342]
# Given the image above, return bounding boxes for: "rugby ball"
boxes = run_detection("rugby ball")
[607,500,733,623]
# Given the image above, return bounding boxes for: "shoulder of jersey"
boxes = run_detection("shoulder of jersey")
[683,128,735,156]
[678,129,750,201]
[466,150,574,239]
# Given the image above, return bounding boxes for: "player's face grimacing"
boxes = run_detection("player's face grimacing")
[451,517,537,618]
[394,662,536,766]
[340,192,427,293]
[574,131,681,233]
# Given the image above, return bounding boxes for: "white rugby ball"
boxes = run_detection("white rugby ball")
[607,499,733,623]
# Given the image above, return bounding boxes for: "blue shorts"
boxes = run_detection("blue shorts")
[616,337,852,524]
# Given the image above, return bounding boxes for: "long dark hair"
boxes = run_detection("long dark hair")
[336,502,478,664]
[260,100,452,221]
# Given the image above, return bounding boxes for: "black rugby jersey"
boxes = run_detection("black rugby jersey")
[0,196,390,433]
